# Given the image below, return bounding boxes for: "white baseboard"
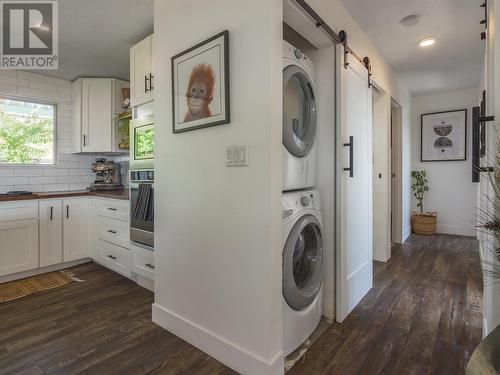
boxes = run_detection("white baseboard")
[152,303,284,375]
[0,258,91,284]
[436,224,476,237]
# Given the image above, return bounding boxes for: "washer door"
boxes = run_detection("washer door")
[283,214,323,310]
[283,65,317,158]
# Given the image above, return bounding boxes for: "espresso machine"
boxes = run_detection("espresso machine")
[90,158,123,191]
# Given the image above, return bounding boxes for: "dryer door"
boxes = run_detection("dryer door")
[283,65,317,158]
[283,214,323,310]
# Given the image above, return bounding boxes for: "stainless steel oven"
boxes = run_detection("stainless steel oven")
[130,115,154,170]
[130,169,154,247]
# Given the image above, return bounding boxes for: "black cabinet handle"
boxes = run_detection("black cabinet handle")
[144,75,149,93]
[50,206,53,221]
[145,263,154,270]
[107,255,117,260]
[107,207,117,211]
[343,136,354,178]
[107,229,117,234]
[149,73,154,91]
[83,134,86,147]
[66,205,69,219]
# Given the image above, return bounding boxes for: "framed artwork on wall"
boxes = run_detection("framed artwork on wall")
[171,30,230,133]
[421,109,467,162]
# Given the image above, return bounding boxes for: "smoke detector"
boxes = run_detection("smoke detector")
[400,14,421,27]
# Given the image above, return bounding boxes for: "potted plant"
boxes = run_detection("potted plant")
[411,170,437,235]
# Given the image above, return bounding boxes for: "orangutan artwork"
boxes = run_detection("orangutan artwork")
[184,64,216,122]
[172,30,230,133]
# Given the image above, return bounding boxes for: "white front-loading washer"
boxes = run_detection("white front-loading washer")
[282,40,318,192]
[282,189,323,356]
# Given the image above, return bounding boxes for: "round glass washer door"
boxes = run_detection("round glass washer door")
[283,65,317,158]
[283,214,323,310]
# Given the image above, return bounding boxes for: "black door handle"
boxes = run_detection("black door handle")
[343,136,354,178]
[144,75,149,93]
[50,206,53,221]
[149,73,154,91]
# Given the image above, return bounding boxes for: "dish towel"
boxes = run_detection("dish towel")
[133,183,154,221]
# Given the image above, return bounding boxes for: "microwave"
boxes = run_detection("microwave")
[130,115,154,170]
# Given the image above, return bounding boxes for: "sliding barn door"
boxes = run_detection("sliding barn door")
[336,44,373,323]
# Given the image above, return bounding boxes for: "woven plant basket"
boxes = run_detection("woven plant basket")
[412,212,437,235]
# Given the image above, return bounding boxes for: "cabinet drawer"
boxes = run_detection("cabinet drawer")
[98,240,131,278]
[98,216,130,248]
[0,201,38,222]
[131,245,154,280]
[96,200,129,222]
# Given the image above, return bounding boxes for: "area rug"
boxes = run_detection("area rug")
[0,270,81,303]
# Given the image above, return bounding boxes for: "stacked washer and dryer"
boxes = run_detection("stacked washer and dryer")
[282,40,324,356]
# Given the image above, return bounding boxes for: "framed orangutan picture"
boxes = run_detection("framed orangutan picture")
[172,30,230,133]
[421,109,467,162]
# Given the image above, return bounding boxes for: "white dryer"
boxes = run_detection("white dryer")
[282,189,323,356]
[282,40,318,192]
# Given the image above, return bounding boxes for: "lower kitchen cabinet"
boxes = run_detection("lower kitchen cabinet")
[0,219,38,277]
[39,200,63,267]
[63,198,91,262]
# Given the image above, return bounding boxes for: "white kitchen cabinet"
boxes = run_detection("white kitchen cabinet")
[130,34,154,107]
[0,201,39,277]
[72,78,129,153]
[39,200,63,267]
[63,198,91,262]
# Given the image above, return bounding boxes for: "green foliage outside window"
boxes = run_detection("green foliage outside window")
[0,98,54,165]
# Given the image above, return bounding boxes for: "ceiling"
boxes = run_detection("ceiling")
[341,0,485,96]
[38,0,153,81]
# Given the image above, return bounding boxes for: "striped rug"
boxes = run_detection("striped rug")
[0,271,79,303]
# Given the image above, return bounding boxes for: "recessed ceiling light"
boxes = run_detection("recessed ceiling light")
[419,37,436,47]
[400,14,421,27]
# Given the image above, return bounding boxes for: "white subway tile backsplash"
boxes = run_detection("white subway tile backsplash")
[14,184,43,192]
[28,176,56,184]
[43,168,69,177]
[14,168,43,177]
[0,169,14,177]
[56,175,81,184]
[0,186,14,193]
[43,184,69,192]
[0,176,29,185]
[69,183,89,191]
[29,80,57,92]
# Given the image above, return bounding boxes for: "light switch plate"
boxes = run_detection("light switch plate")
[226,145,249,167]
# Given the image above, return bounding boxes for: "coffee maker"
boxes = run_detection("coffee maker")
[90,158,123,191]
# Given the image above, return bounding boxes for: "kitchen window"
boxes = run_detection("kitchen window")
[0,97,56,165]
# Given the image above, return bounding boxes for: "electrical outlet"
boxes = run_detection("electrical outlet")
[226,145,249,167]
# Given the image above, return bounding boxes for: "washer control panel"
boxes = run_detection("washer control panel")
[282,190,321,218]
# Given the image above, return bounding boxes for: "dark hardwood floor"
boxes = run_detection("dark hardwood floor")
[0,234,482,375]
[289,234,483,375]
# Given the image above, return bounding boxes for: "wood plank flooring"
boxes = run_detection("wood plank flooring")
[289,234,483,375]
[0,234,482,375]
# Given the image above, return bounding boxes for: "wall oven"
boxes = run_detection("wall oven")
[129,115,155,248]
[130,170,154,247]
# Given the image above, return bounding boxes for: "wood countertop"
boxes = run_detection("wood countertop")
[0,189,129,202]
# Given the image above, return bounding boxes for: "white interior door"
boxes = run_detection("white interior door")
[336,45,373,323]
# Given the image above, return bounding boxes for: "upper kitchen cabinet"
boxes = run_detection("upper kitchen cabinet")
[72,78,129,153]
[130,34,154,107]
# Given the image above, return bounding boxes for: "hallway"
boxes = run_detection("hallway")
[290,234,483,375]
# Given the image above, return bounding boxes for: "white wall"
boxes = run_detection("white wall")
[305,0,413,243]
[152,1,283,374]
[411,88,479,237]
[0,70,96,192]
